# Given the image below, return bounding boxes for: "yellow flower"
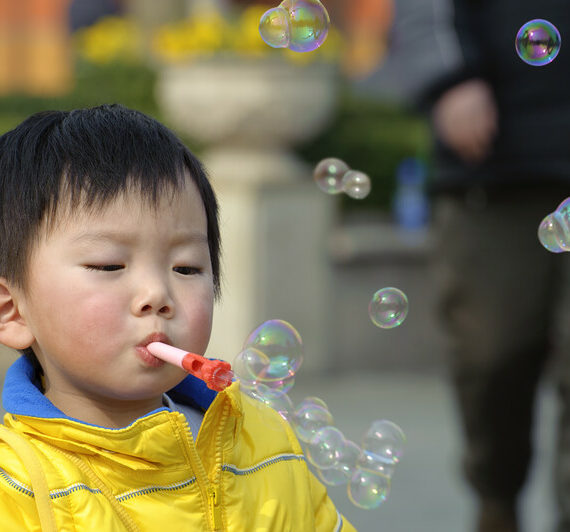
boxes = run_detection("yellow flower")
[228,5,268,56]
[74,6,342,66]
[74,16,142,64]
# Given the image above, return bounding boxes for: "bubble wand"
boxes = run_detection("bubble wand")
[147,342,234,392]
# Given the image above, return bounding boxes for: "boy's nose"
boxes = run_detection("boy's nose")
[131,284,174,318]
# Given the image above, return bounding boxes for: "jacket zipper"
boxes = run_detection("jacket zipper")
[181,396,230,531]
[208,400,230,530]
[208,485,222,530]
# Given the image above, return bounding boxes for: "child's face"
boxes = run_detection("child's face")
[15,177,214,419]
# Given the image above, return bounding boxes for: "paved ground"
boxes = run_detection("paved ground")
[0,345,559,531]
[292,370,558,532]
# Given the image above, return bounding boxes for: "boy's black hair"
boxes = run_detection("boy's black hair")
[0,104,221,373]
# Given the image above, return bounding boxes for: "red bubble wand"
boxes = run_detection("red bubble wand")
[147,342,234,392]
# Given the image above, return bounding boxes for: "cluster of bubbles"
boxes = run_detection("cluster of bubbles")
[233,319,406,510]
[516,19,561,66]
[313,157,372,200]
[369,287,409,329]
[259,0,330,53]
[538,197,570,253]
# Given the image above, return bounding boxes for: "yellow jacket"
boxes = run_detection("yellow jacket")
[0,357,356,531]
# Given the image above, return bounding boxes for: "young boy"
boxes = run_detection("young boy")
[0,105,355,531]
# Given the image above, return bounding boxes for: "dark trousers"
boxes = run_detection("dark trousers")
[431,184,570,528]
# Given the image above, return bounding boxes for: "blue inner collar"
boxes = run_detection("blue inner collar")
[2,356,218,428]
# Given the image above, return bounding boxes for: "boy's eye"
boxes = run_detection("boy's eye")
[174,266,201,275]
[84,265,124,272]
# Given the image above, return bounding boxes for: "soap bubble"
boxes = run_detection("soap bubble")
[239,373,296,395]
[257,375,296,394]
[314,158,374,200]
[233,347,271,385]
[292,397,334,442]
[348,469,391,510]
[258,6,290,49]
[246,383,294,421]
[235,317,406,511]
[538,214,566,253]
[368,287,409,329]
[362,420,406,466]
[316,440,361,486]
[233,347,296,392]
[516,19,561,66]
[341,170,372,200]
[259,0,330,53]
[282,0,330,53]
[305,426,346,469]
[357,451,395,478]
[538,197,570,252]
[243,319,304,381]
[313,157,349,194]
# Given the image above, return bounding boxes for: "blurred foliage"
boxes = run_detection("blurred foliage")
[73,16,142,65]
[72,10,342,68]
[151,6,342,66]
[297,90,433,213]
[0,59,159,136]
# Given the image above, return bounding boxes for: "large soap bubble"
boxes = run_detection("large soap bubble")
[243,319,304,381]
[516,19,561,66]
[259,0,330,53]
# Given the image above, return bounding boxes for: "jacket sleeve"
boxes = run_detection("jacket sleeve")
[0,477,43,531]
[277,409,356,531]
[307,468,357,531]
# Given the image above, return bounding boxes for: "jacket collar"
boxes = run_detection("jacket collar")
[1,357,243,468]
[2,356,218,426]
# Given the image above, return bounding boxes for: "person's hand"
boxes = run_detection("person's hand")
[432,78,498,163]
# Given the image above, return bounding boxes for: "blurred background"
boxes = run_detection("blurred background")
[0,0,567,530]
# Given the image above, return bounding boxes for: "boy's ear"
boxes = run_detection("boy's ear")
[0,278,34,349]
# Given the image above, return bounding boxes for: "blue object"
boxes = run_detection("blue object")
[392,158,430,229]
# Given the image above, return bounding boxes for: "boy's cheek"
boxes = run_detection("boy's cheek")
[57,294,125,342]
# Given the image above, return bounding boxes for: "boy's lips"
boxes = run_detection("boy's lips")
[135,345,165,367]
[135,333,173,367]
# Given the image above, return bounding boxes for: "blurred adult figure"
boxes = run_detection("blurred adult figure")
[418,1,570,531]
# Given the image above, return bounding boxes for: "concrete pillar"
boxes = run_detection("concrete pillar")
[205,147,338,372]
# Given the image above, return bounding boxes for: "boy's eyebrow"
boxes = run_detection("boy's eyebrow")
[69,230,209,246]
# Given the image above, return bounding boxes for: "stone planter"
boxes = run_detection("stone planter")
[156,57,338,148]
